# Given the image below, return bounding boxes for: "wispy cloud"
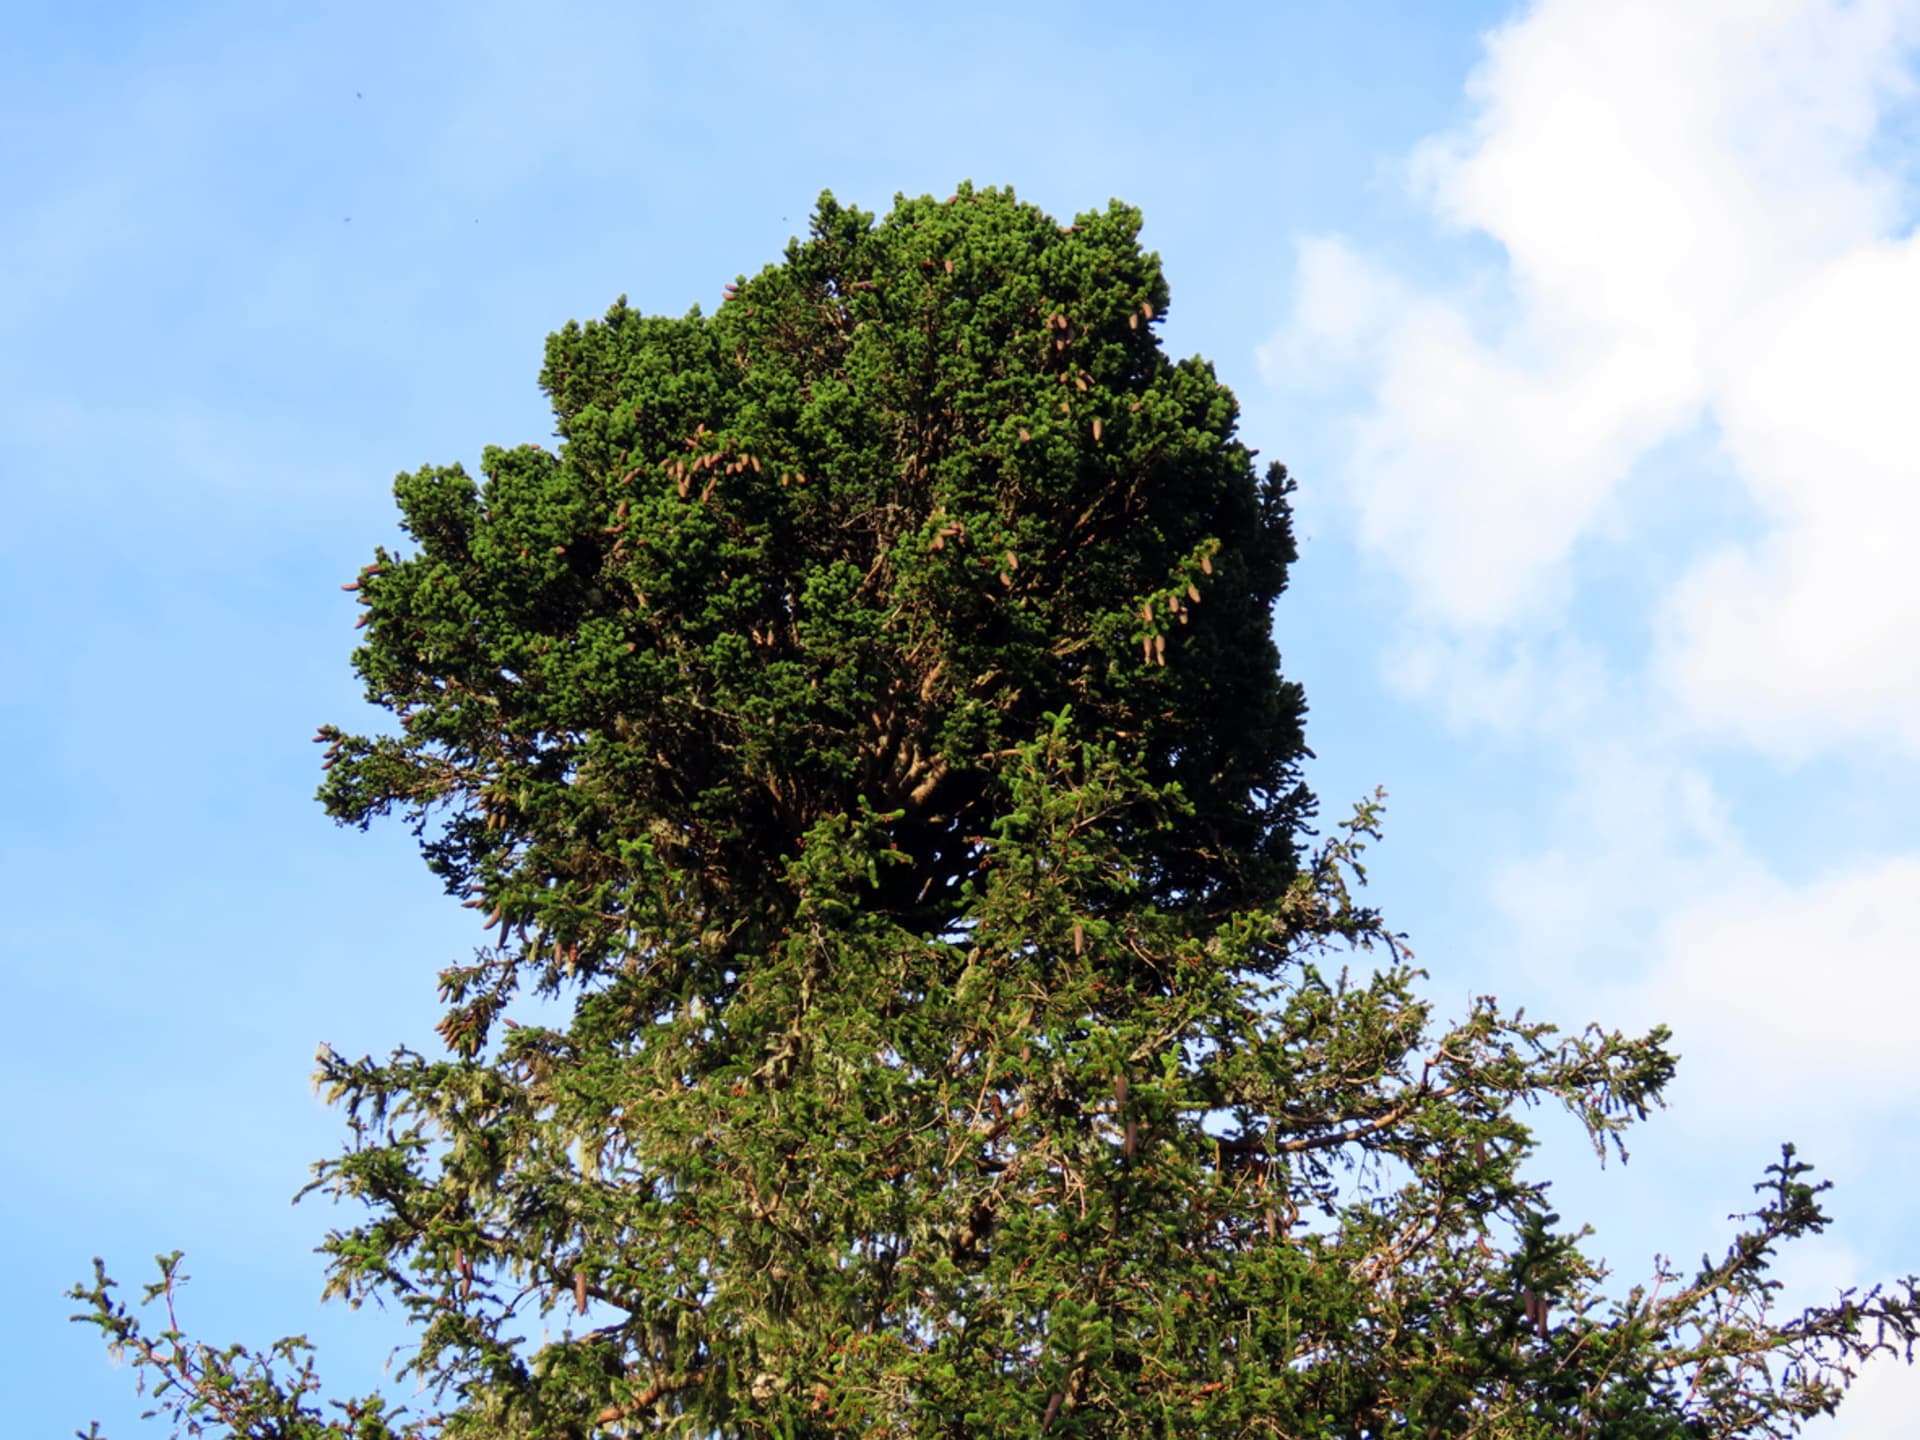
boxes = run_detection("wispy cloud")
[1265,5,1920,1429]
[1267,0,1920,756]
[1640,855,1920,1101]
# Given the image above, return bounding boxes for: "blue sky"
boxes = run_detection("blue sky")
[7,1,1918,1434]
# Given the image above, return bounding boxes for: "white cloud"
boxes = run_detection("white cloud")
[1481,738,1920,1430]
[1268,0,1920,757]
[1484,736,1761,1012]
[1484,732,1920,1113]
[1264,12,1920,1424]
[1770,1240,1920,1439]
[1818,1351,1920,1440]
[1632,854,1920,1105]
[1658,230,1920,754]
[1382,627,1616,739]
[1256,234,1407,387]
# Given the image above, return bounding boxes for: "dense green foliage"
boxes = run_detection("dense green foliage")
[318,184,1307,1023]
[76,187,1916,1439]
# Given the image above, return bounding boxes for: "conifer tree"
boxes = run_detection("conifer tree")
[75,186,1917,1439]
